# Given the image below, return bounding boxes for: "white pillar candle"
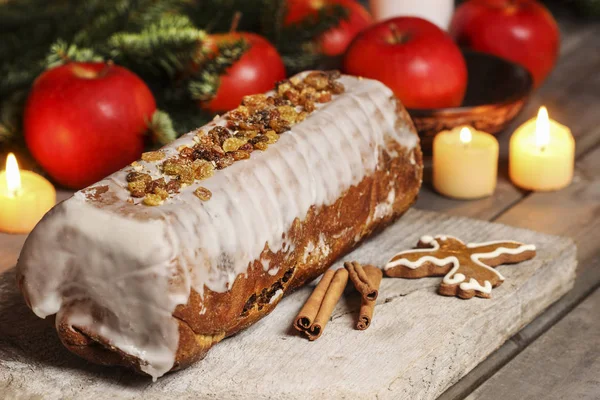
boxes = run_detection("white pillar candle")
[369,0,454,30]
[0,153,56,234]
[509,106,575,191]
[433,126,499,199]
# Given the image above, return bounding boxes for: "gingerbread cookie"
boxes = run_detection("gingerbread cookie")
[384,235,536,299]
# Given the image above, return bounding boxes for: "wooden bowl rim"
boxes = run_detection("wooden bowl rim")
[407,50,533,117]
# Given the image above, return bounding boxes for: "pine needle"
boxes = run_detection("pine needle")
[45,40,104,69]
[147,109,178,145]
[188,38,249,101]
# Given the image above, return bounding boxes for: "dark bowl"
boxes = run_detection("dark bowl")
[408,50,533,152]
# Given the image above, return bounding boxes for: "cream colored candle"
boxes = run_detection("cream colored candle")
[509,107,575,191]
[0,153,56,234]
[433,126,499,199]
[369,0,454,30]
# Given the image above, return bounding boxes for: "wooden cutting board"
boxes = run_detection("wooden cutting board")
[0,209,577,400]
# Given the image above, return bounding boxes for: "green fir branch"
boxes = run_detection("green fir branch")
[277,4,349,50]
[0,91,27,145]
[0,63,41,95]
[188,38,250,102]
[128,0,190,30]
[275,4,349,73]
[45,40,104,69]
[260,0,287,45]
[108,14,206,78]
[147,109,178,145]
[71,0,134,46]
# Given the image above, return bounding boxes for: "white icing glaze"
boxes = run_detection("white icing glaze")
[373,188,395,221]
[17,73,419,380]
[316,233,331,260]
[261,258,271,272]
[302,241,315,263]
[269,289,284,304]
[385,235,536,296]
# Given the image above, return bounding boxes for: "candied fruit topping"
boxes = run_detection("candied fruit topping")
[126,172,151,183]
[126,71,345,205]
[141,151,165,162]
[128,180,148,198]
[232,150,251,160]
[254,142,268,151]
[223,137,248,152]
[143,193,163,206]
[265,130,279,144]
[192,159,215,180]
[194,186,212,201]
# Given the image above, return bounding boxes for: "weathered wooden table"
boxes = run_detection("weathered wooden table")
[0,9,598,400]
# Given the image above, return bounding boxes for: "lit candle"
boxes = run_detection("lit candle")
[369,0,454,30]
[0,153,56,234]
[433,126,499,199]
[509,107,575,191]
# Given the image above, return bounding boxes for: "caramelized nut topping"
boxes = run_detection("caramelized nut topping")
[194,186,212,201]
[141,151,166,162]
[128,71,345,205]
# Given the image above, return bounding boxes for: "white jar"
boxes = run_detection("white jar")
[369,0,455,31]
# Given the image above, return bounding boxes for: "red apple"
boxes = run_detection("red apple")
[201,32,286,113]
[343,17,468,109]
[450,0,559,87]
[24,62,156,189]
[285,0,373,56]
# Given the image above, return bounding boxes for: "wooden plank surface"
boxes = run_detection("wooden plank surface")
[0,209,577,400]
[438,255,600,400]
[466,288,600,400]
[438,124,600,400]
[419,11,600,398]
[495,144,600,269]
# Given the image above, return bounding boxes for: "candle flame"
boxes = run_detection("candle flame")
[459,127,472,144]
[5,153,21,195]
[535,106,550,148]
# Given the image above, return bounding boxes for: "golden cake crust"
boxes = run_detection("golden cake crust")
[56,106,423,375]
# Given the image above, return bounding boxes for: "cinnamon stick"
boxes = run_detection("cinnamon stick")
[306,268,348,341]
[293,269,335,332]
[356,265,383,331]
[345,261,379,301]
